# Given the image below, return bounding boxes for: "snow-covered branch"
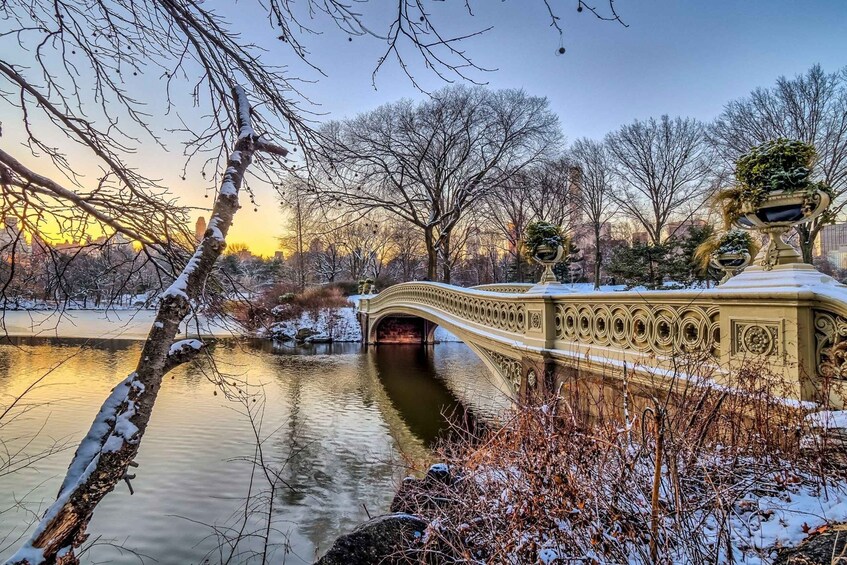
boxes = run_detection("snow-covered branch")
[5,85,286,565]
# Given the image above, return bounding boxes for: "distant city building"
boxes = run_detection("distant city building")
[0,216,30,259]
[195,216,207,242]
[570,222,612,252]
[567,165,583,227]
[631,231,650,245]
[819,222,847,265]
[665,219,708,241]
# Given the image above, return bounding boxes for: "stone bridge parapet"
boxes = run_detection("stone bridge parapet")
[358,270,847,408]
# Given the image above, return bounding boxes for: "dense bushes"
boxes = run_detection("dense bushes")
[234,283,352,330]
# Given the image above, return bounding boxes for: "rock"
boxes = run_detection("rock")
[390,463,455,515]
[316,513,427,564]
[295,328,318,342]
[267,324,293,341]
[305,333,332,344]
[424,463,452,486]
[774,523,847,564]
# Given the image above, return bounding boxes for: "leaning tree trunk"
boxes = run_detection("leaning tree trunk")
[6,86,287,565]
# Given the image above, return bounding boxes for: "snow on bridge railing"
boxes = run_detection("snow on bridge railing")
[471,283,533,294]
[359,282,531,337]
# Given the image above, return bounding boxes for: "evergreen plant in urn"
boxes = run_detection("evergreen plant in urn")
[713,138,833,270]
[695,229,759,284]
[524,221,564,284]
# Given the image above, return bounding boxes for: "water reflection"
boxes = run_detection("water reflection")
[0,338,505,564]
[373,345,471,445]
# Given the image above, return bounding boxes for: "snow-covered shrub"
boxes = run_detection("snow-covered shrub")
[714,138,833,228]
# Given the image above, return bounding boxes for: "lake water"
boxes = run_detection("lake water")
[0,338,511,564]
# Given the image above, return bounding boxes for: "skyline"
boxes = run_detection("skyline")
[3,1,847,256]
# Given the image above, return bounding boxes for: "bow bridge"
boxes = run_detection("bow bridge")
[358,269,847,408]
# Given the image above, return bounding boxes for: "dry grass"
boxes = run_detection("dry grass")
[234,284,352,330]
[392,362,847,564]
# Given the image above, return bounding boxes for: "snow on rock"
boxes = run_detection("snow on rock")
[265,304,361,343]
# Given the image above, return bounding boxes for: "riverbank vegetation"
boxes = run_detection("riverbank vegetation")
[387,367,847,564]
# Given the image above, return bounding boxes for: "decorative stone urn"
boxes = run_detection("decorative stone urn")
[711,251,752,284]
[533,243,564,284]
[734,188,831,270]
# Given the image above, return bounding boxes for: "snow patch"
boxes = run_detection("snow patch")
[807,410,847,430]
[161,252,202,300]
[169,339,204,356]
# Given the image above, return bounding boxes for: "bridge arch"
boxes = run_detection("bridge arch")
[362,306,521,400]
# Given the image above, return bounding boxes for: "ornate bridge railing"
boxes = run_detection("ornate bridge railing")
[471,283,533,294]
[359,277,847,408]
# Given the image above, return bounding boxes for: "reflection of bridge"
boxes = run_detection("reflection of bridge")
[358,270,847,408]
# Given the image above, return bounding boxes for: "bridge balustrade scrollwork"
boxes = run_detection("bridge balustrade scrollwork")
[471,283,532,294]
[366,283,529,335]
[479,347,523,392]
[360,279,847,408]
[815,308,847,380]
[553,300,721,357]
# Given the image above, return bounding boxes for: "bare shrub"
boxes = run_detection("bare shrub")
[236,284,353,332]
[393,360,846,564]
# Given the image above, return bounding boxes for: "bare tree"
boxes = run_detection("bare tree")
[571,138,617,289]
[709,65,847,262]
[606,116,715,246]
[386,223,426,282]
[0,0,628,562]
[5,87,287,565]
[307,85,561,283]
[484,158,577,282]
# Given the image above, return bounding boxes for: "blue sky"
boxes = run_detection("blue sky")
[244,0,847,251]
[282,0,847,140]
[4,0,846,254]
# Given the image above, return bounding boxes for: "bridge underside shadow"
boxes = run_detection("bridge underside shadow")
[361,312,519,401]
[369,315,438,344]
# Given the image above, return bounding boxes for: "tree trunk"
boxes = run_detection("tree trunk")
[593,223,602,291]
[798,224,815,264]
[425,228,437,280]
[7,86,287,565]
[441,232,451,284]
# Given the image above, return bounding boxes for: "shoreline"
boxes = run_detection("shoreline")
[0,309,241,340]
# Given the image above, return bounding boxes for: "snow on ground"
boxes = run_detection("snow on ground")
[262,296,463,344]
[263,304,362,342]
[3,294,155,310]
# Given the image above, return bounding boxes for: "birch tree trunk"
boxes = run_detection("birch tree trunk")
[5,85,287,565]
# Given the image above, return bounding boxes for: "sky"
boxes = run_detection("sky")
[5,0,847,256]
